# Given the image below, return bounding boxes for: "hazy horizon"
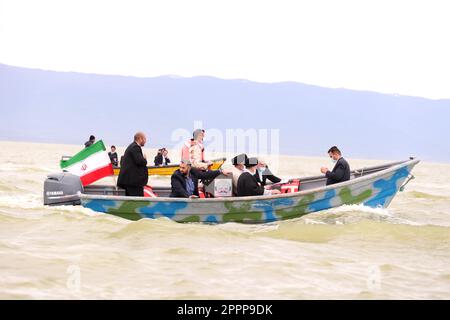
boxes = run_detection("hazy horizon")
[0,140,444,166]
[1,63,449,163]
[3,62,448,102]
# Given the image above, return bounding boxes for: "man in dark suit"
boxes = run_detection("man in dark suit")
[154,148,171,166]
[117,132,148,196]
[254,160,282,187]
[170,160,230,198]
[320,146,351,186]
[237,158,281,197]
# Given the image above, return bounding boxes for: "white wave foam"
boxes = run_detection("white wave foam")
[216,222,279,234]
[328,204,392,216]
[0,194,43,209]
[320,204,428,226]
[302,218,327,225]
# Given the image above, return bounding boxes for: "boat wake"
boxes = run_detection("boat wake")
[301,204,427,226]
[0,193,43,209]
[259,215,450,245]
[407,190,449,200]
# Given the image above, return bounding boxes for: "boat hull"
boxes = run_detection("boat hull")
[81,159,420,224]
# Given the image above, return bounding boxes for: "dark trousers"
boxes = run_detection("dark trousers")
[125,186,144,197]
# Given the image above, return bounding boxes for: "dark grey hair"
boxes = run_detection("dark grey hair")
[181,159,192,166]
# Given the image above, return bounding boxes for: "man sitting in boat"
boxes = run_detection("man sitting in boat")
[320,146,351,185]
[108,145,119,167]
[231,154,248,194]
[170,160,230,198]
[190,129,213,171]
[154,148,171,166]
[237,158,281,197]
[254,159,281,187]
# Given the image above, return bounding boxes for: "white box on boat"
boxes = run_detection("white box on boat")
[204,174,233,197]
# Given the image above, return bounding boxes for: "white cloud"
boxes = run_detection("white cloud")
[0,0,449,99]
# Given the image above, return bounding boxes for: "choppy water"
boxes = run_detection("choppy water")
[0,141,449,300]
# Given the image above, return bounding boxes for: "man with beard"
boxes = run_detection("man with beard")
[117,132,148,197]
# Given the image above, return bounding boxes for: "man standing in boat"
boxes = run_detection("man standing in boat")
[190,129,213,171]
[117,132,148,197]
[320,146,351,185]
[181,138,195,162]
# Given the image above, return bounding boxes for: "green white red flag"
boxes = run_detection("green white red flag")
[60,140,114,186]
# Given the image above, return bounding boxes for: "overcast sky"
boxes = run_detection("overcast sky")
[1,0,449,99]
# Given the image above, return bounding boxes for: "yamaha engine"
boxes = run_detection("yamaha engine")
[43,173,83,206]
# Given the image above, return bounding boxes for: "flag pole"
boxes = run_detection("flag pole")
[112,175,118,191]
[111,167,119,193]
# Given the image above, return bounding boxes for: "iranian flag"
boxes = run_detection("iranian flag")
[60,140,114,186]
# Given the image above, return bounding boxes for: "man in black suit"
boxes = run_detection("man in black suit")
[117,132,148,196]
[154,148,171,166]
[170,160,230,198]
[237,158,281,197]
[320,146,351,186]
[254,160,282,187]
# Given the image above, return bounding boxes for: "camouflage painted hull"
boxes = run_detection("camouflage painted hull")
[80,159,420,224]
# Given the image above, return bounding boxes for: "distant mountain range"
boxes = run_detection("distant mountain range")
[1,63,449,162]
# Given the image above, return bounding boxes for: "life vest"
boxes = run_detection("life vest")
[197,142,205,162]
[181,140,192,161]
[143,185,158,198]
[181,140,205,163]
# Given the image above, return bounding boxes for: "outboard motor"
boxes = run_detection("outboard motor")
[43,173,83,206]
